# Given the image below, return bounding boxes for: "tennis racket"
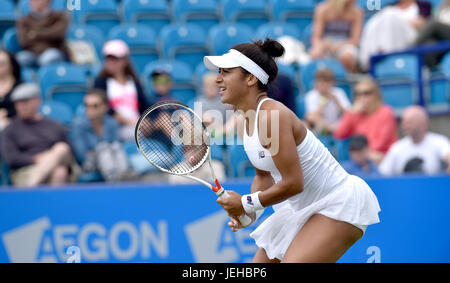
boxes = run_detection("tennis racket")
[135,101,252,227]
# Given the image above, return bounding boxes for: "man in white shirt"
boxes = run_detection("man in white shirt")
[379,105,450,176]
[305,68,351,135]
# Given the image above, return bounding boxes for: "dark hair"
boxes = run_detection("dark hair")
[231,38,285,91]
[349,135,369,151]
[98,58,138,82]
[86,88,109,105]
[0,49,21,82]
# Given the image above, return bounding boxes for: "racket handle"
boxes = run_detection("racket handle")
[217,189,253,228]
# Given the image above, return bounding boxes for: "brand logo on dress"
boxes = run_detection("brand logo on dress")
[258,151,265,159]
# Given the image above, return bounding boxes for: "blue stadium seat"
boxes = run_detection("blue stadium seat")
[21,68,36,83]
[256,22,302,41]
[142,59,196,105]
[374,54,419,80]
[270,0,315,31]
[208,23,254,55]
[226,143,254,178]
[39,101,74,127]
[18,0,67,15]
[441,51,450,77]
[72,0,121,37]
[66,24,105,63]
[108,23,159,74]
[221,0,270,31]
[2,27,23,53]
[300,58,348,92]
[159,23,209,72]
[295,94,305,119]
[210,143,225,162]
[301,23,313,49]
[37,63,89,113]
[122,0,171,36]
[374,54,419,110]
[0,0,15,39]
[0,157,11,186]
[172,0,220,34]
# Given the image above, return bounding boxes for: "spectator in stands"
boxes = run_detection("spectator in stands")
[305,68,351,135]
[309,0,364,72]
[196,72,234,132]
[16,0,69,68]
[379,106,450,176]
[414,0,450,67]
[94,40,149,142]
[72,89,130,182]
[1,83,73,187]
[150,69,176,104]
[0,50,22,131]
[267,73,296,114]
[341,135,380,178]
[359,0,431,70]
[333,76,398,164]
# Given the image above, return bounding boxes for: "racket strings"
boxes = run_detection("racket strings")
[137,105,209,174]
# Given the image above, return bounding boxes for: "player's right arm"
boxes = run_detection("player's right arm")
[228,168,274,232]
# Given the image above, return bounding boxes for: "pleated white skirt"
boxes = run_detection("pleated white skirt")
[250,175,381,260]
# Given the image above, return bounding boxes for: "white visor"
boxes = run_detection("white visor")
[204,49,269,85]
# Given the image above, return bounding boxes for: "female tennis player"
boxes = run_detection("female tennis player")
[205,38,381,263]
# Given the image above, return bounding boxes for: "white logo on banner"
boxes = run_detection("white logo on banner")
[1,217,169,263]
[184,211,258,263]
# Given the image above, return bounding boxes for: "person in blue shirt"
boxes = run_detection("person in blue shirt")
[71,89,129,180]
[341,135,380,178]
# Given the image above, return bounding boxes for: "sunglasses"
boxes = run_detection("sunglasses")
[105,55,123,61]
[152,76,172,85]
[355,89,374,96]
[84,102,103,109]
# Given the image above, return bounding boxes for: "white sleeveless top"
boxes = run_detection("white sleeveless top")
[243,98,349,211]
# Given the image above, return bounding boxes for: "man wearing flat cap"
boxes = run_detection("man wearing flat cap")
[1,83,73,187]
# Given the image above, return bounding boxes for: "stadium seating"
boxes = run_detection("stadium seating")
[374,54,419,110]
[40,100,74,127]
[159,23,210,72]
[72,0,121,37]
[226,143,254,178]
[172,0,221,34]
[301,23,313,49]
[256,22,302,41]
[295,94,305,119]
[108,23,159,74]
[18,0,67,15]
[0,0,15,39]
[2,27,23,53]
[208,23,254,55]
[221,0,270,31]
[270,0,315,31]
[142,59,196,105]
[122,0,171,36]
[66,24,105,62]
[37,63,89,113]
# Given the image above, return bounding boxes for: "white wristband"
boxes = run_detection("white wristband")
[241,191,264,214]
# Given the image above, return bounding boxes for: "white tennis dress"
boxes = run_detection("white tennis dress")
[243,98,381,260]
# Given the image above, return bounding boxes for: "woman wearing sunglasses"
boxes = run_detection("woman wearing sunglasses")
[333,77,398,164]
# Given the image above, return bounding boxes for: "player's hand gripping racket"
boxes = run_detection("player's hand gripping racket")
[135,101,252,227]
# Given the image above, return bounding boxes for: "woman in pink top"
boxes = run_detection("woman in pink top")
[334,77,398,164]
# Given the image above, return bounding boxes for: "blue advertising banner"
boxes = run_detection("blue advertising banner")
[0,175,449,263]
